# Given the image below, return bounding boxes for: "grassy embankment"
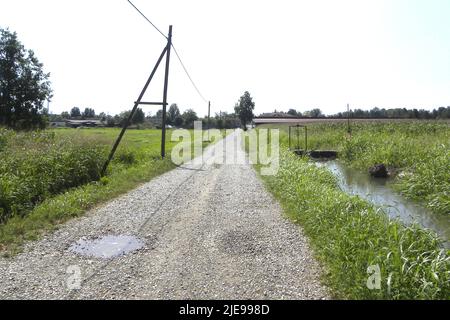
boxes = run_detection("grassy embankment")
[250,121,449,299]
[0,128,217,255]
[276,121,449,215]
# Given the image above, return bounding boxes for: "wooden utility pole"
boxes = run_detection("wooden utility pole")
[101,46,168,175]
[102,25,173,175]
[161,25,173,159]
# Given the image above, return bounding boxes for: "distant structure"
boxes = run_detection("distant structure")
[258,112,297,118]
[65,119,103,128]
[254,112,300,125]
[49,121,66,128]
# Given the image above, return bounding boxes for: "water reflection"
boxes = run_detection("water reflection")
[69,235,144,259]
[315,160,449,247]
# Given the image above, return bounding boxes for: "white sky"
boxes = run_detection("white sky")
[1,0,450,116]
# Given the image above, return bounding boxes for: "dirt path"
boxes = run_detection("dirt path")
[0,131,328,299]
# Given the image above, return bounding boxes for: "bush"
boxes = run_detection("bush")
[114,149,136,166]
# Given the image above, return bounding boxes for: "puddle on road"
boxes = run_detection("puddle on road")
[69,235,144,259]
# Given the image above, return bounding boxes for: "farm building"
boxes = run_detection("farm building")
[65,119,103,128]
[49,121,67,128]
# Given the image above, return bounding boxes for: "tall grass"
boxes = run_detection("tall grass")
[259,149,449,299]
[0,130,106,222]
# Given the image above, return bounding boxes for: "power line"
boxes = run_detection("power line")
[126,0,167,39]
[126,0,208,103]
[171,43,208,103]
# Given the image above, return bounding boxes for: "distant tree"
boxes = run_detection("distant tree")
[312,108,323,117]
[234,91,255,130]
[181,109,198,128]
[437,106,450,119]
[305,108,323,118]
[110,108,145,127]
[70,107,81,118]
[330,106,450,119]
[117,111,131,126]
[82,107,95,119]
[287,109,298,116]
[61,111,70,119]
[174,115,183,127]
[155,109,163,119]
[48,113,62,122]
[216,119,224,129]
[369,107,383,118]
[167,104,181,125]
[98,112,107,123]
[132,108,145,124]
[106,115,116,127]
[0,28,52,129]
[113,114,121,126]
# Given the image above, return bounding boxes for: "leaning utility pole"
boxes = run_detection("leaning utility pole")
[101,25,173,176]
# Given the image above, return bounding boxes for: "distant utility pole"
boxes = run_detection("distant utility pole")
[347,103,351,135]
[207,101,211,141]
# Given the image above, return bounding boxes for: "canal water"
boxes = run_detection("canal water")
[315,160,450,248]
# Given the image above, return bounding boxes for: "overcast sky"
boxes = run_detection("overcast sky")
[1,0,450,116]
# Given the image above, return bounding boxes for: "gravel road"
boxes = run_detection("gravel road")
[0,130,329,300]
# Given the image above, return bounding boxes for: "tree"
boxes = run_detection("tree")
[174,115,183,127]
[106,115,115,127]
[287,109,298,116]
[305,108,323,118]
[82,107,95,119]
[116,111,130,126]
[167,103,181,125]
[132,108,145,124]
[234,91,255,130]
[98,112,107,123]
[181,109,198,129]
[61,111,70,119]
[70,107,81,118]
[0,28,52,129]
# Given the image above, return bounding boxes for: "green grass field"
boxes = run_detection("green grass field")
[252,121,449,299]
[0,127,217,255]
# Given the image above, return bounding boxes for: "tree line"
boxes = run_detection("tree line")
[333,106,450,119]
[278,106,450,119]
[51,104,242,129]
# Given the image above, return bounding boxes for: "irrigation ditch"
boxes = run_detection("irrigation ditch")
[287,123,449,248]
[313,159,450,248]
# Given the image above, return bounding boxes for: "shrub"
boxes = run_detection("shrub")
[114,149,136,166]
